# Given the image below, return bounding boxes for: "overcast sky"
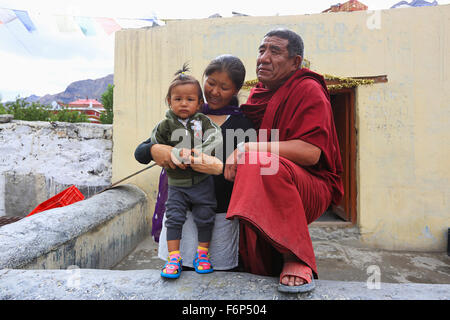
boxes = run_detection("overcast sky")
[1,0,449,102]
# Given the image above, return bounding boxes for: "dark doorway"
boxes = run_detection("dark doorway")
[327,88,357,223]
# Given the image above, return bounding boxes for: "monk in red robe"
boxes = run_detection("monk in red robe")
[224,29,343,293]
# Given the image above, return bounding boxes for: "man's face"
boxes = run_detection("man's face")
[256,36,301,90]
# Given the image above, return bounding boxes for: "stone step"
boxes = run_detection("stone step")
[1,268,448,300]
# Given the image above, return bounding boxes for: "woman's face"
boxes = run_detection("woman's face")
[203,71,238,110]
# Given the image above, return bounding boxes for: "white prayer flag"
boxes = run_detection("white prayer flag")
[116,18,155,29]
[55,15,79,33]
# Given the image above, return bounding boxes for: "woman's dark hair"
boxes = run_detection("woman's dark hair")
[264,28,304,58]
[203,54,246,106]
[166,62,203,105]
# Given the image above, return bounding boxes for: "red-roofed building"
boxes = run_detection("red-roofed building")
[323,0,368,13]
[68,98,105,123]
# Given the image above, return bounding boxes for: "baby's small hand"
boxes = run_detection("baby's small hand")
[178,148,192,163]
[170,147,190,169]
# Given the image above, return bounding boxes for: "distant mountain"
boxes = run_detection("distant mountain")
[25,74,114,105]
[25,95,41,103]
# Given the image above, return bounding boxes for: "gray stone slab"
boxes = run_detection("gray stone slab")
[114,229,450,285]
[0,268,449,300]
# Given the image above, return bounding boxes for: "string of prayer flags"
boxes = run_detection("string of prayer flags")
[0,7,162,36]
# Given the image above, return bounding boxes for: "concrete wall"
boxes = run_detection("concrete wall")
[113,6,450,251]
[0,120,112,216]
[0,184,149,269]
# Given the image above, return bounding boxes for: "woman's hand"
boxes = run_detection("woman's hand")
[224,144,246,181]
[151,144,187,170]
[189,149,223,175]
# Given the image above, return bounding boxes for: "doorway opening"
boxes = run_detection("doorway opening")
[318,88,357,224]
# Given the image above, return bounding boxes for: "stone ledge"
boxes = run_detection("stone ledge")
[0,120,112,140]
[0,184,149,269]
[0,114,14,123]
[0,268,448,300]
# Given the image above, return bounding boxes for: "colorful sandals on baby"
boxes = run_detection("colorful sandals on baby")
[193,248,214,274]
[161,248,213,279]
[161,251,182,279]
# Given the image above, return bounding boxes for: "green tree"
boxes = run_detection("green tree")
[100,84,114,124]
[1,93,9,114]
[1,97,88,123]
[5,98,52,121]
[0,97,5,114]
[49,107,89,123]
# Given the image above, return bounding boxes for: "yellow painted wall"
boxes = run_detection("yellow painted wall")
[113,5,450,251]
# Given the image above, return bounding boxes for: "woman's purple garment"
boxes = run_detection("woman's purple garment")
[152,168,168,242]
[201,103,242,116]
[151,103,241,242]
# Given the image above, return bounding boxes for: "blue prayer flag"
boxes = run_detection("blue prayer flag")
[75,16,96,36]
[12,10,36,32]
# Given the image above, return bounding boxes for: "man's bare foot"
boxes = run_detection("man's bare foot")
[278,253,316,293]
[280,253,309,286]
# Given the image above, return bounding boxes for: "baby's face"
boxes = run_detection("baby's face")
[168,83,201,119]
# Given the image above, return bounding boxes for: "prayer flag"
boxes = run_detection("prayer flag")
[116,18,154,29]
[12,10,36,32]
[95,17,121,35]
[139,12,165,27]
[139,18,157,27]
[0,8,17,24]
[29,12,59,35]
[55,15,79,33]
[75,16,96,36]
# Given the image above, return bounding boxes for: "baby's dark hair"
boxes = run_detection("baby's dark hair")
[166,63,203,105]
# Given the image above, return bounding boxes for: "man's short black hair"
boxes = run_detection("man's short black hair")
[264,28,304,58]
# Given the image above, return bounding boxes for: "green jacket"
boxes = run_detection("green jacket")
[150,109,222,187]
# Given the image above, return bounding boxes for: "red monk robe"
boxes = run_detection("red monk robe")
[226,68,344,278]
